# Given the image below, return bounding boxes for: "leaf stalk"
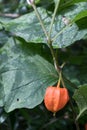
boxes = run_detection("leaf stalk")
[49,0,61,38]
[32,3,49,40]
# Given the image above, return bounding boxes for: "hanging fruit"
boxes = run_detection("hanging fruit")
[44,86,69,114]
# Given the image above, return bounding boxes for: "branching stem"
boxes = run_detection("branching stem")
[32,3,49,40]
[31,2,80,130]
[49,0,61,38]
[69,99,80,130]
[48,40,61,74]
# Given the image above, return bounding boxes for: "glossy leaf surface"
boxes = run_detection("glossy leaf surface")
[73,84,87,120]
[0,38,58,112]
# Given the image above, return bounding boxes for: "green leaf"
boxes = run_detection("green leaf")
[5,9,47,44]
[59,0,87,12]
[4,2,87,48]
[55,0,87,7]
[73,84,87,120]
[0,79,4,107]
[0,38,58,112]
[53,2,87,48]
[72,10,87,22]
[0,31,9,47]
[72,0,87,3]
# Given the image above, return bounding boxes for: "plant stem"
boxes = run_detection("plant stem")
[48,40,78,90]
[31,2,60,73]
[32,2,80,130]
[57,75,61,88]
[49,0,61,38]
[63,75,78,89]
[48,41,61,74]
[32,4,49,40]
[69,99,80,130]
[60,73,65,87]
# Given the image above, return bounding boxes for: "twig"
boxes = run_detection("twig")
[69,99,80,130]
[63,75,78,89]
[49,0,61,38]
[32,4,49,40]
[48,41,61,74]
[40,116,63,130]
[0,13,20,18]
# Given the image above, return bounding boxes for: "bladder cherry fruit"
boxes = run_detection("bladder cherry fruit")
[44,86,69,113]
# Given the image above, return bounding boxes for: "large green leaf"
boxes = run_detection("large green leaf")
[53,2,87,48]
[58,0,87,11]
[73,84,87,120]
[0,38,58,112]
[0,31,10,47]
[72,10,87,22]
[4,2,87,48]
[72,0,87,3]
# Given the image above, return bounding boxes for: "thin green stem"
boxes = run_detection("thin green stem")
[52,24,71,42]
[61,73,65,87]
[63,75,78,89]
[32,4,49,40]
[57,74,61,88]
[69,99,80,130]
[48,41,61,74]
[48,41,78,90]
[49,0,61,38]
[30,2,60,74]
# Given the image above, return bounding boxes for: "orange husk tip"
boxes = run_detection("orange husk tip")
[85,124,87,130]
[44,86,69,113]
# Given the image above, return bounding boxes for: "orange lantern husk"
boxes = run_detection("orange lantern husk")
[44,86,69,113]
